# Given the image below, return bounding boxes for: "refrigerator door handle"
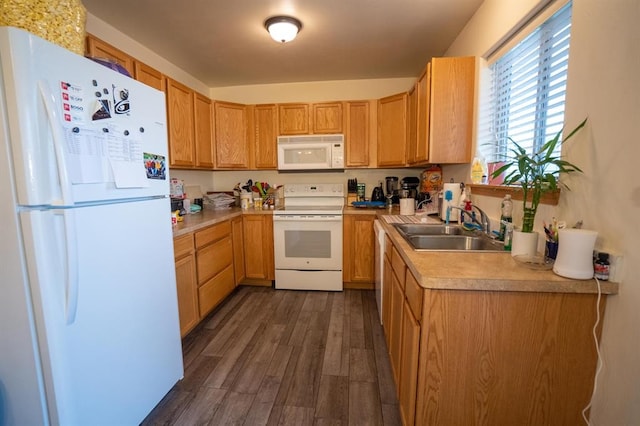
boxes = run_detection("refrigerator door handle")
[62,209,80,324]
[38,80,74,206]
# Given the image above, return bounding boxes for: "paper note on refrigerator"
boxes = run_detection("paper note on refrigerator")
[64,126,111,184]
[106,125,148,188]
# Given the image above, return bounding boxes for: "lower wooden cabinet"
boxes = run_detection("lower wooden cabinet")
[383,236,609,425]
[242,215,274,281]
[343,214,376,286]
[173,233,198,337]
[232,216,245,285]
[173,218,240,336]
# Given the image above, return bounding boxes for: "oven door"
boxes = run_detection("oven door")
[273,214,343,271]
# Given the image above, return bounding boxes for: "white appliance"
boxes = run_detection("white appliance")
[373,219,385,324]
[273,184,344,290]
[0,27,183,425]
[277,134,344,171]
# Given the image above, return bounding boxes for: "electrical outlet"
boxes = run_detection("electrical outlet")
[608,252,624,283]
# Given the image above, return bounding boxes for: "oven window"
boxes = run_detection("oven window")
[284,230,331,258]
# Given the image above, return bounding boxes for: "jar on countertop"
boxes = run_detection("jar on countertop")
[0,0,87,55]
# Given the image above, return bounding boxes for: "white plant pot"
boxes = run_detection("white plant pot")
[511,230,539,258]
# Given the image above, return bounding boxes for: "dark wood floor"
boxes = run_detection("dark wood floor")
[142,286,401,426]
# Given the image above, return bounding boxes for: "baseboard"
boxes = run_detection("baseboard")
[239,279,274,287]
[344,281,375,290]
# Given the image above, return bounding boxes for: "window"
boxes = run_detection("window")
[481,2,573,168]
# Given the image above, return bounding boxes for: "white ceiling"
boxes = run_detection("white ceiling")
[82,0,483,88]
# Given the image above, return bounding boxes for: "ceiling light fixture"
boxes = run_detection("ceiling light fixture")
[264,16,303,43]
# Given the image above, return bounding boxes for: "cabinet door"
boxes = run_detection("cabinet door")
[377,92,408,167]
[399,298,420,426]
[312,102,343,133]
[406,83,419,165]
[133,61,165,91]
[345,101,371,167]
[343,214,375,283]
[166,78,195,168]
[85,35,135,77]
[215,101,249,168]
[414,64,431,164]
[382,256,393,344]
[278,103,309,135]
[232,216,245,285]
[254,104,278,169]
[175,254,198,336]
[429,56,475,164]
[194,93,214,169]
[243,215,274,280]
[389,270,404,388]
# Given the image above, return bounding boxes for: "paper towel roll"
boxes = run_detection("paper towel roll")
[440,183,463,220]
[400,198,415,215]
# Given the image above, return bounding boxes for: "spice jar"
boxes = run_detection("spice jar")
[0,0,87,55]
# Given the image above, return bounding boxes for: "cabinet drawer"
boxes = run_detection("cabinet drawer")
[391,245,406,289]
[405,271,423,322]
[195,220,232,249]
[198,264,235,317]
[173,233,194,259]
[196,235,233,285]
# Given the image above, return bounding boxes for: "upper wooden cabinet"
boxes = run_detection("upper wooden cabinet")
[85,34,135,77]
[410,56,476,165]
[194,92,214,169]
[278,103,309,135]
[166,78,195,168]
[312,102,343,133]
[344,101,373,167]
[133,61,165,92]
[252,104,279,169]
[278,102,343,135]
[407,84,419,165]
[377,92,408,167]
[214,101,249,169]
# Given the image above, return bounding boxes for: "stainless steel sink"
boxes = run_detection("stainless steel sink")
[393,223,504,252]
[393,224,464,236]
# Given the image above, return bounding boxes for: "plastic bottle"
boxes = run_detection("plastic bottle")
[594,252,610,280]
[498,194,513,241]
[503,223,513,251]
[470,157,484,184]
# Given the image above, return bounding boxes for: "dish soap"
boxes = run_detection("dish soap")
[470,157,485,184]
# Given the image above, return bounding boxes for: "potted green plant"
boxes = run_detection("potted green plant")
[490,118,587,235]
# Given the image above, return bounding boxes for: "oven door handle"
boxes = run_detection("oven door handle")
[273,215,343,222]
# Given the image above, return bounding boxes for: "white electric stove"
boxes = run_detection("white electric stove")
[273,184,344,291]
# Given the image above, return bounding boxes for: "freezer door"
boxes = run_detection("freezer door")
[0,27,169,207]
[19,198,183,425]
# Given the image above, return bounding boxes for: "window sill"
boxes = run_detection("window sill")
[468,184,560,206]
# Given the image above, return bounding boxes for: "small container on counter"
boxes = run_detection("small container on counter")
[594,252,610,280]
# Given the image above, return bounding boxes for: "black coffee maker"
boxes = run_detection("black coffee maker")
[385,176,399,204]
[400,176,420,199]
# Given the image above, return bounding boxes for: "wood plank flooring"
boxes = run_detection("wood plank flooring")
[142,286,401,426]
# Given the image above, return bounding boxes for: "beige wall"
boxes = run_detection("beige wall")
[447,0,640,422]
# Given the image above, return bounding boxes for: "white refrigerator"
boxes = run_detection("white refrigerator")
[0,27,183,425]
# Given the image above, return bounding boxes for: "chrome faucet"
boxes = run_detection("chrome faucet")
[446,205,491,235]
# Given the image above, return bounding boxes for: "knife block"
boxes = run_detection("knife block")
[347,193,358,205]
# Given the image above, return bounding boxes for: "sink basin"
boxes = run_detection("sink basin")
[406,235,504,251]
[393,223,504,252]
[393,224,464,235]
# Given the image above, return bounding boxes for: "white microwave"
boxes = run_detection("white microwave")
[277,134,344,171]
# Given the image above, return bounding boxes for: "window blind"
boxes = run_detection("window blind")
[482,3,572,165]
